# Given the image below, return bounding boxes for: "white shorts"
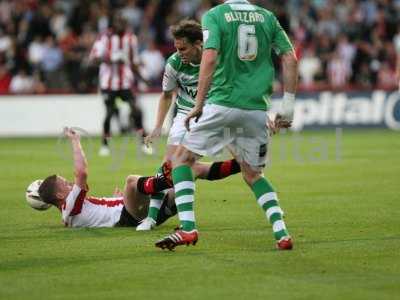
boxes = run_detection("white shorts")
[167,112,187,145]
[182,104,269,170]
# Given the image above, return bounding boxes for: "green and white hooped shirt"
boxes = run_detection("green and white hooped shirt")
[162,52,199,115]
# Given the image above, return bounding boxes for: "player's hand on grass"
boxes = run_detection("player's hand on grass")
[185,106,203,131]
[145,127,162,147]
[64,127,80,140]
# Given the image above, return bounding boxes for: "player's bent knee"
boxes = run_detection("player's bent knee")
[241,166,262,186]
[242,172,262,186]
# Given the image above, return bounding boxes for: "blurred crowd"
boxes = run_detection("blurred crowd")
[0,0,399,95]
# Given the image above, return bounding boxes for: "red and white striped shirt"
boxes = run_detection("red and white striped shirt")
[89,30,140,91]
[62,184,124,227]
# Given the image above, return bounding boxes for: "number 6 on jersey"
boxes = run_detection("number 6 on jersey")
[238,24,258,61]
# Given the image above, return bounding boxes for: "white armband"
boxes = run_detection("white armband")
[281,92,296,121]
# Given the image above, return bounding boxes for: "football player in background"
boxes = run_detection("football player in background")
[89,13,150,157]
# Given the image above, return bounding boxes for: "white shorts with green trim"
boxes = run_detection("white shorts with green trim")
[167,112,188,146]
[182,104,269,170]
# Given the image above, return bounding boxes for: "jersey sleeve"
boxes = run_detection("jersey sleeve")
[271,15,294,56]
[162,62,178,92]
[202,10,221,50]
[62,184,88,224]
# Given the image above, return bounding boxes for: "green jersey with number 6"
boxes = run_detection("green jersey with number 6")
[202,0,294,110]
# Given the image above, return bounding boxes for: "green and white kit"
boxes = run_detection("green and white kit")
[182,0,294,169]
[162,52,199,145]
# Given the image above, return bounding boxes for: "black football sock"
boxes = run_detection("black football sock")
[206,159,241,181]
[137,175,173,195]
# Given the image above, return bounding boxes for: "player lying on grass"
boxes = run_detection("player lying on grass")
[34,127,239,228]
[34,127,175,227]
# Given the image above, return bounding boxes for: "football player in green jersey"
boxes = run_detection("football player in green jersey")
[156,1,298,251]
[136,20,242,231]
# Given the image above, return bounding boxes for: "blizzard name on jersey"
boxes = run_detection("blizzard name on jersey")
[224,12,265,23]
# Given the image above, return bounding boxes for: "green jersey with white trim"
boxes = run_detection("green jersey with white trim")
[162,52,199,114]
[202,0,294,110]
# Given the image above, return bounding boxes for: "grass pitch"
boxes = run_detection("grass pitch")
[0,129,399,300]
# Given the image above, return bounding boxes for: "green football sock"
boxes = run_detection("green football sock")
[251,177,289,240]
[172,165,196,231]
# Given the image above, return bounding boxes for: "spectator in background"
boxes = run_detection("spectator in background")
[0,27,12,56]
[337,34,356,70]
[176,0,202,18]
[95,1,110,34]
[78,26,98,91]
[315,34,333,83]
[316,6,340,39]
[121,0,143,32]
[0,58,11,94]
[355,62,374,88]
[9,68,35,94]
[394,26,400,90]
[41,35,63,72]
[58,26,79,91]
[27,3,53,41]
[298,46,321,88]
[377,61,397,89]
[0,1,12,25]
[41,35,64,89]
[139,38,165,87]
[28,36,45,71]
[0,0,399,93]
[50,8,68,40]
[328,50,351,88]
[60,26,96,92]
[16,18,30,47]
[0,23,15,72]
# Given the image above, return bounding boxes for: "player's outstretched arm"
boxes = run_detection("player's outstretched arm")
[145,91,173,146]
[279,51,298,123]
[185,49,218,131]
[64,127,88,189]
